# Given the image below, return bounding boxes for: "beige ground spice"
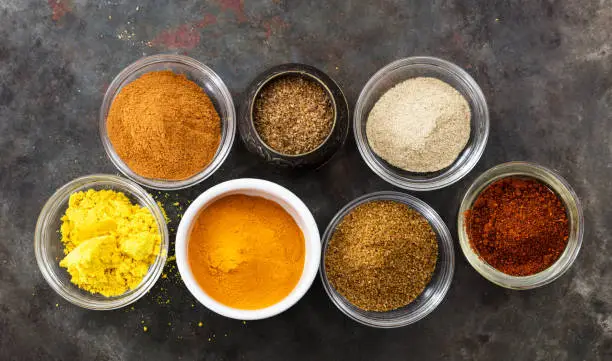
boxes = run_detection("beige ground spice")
[325,200,438,311]
[366,77,471,172]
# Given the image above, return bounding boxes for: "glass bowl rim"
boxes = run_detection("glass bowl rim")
[353,55,489,191]
[98,53,236,191]
[34,174,170,310]
[457,161,584,289]
[319,190,455,328]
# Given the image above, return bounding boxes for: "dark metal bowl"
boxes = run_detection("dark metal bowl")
[239,63,349,169]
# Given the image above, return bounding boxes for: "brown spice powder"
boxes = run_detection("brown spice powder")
[253,74,334,155]
[325,200,438,312]
[107,71,221,180]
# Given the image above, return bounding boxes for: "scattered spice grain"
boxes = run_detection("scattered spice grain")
[464,177,569,276]
[253,74,334,155]
[325,200,438,312]
[107,70,221,180]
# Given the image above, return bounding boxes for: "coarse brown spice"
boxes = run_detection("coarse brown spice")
[325,200,438,312]
[253,75,334,155]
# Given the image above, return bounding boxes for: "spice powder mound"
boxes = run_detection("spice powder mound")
[188,194,305,310]
[366,77,471,172]
[59,189,161,297]
[253,74,334,155]
[464,177,569,276]
[325,200,438,312]
[107,70,221,180]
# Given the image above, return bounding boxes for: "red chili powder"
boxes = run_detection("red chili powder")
[464,177,569,276]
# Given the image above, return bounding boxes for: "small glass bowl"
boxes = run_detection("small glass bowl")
[34,174,169,310]
[320,191,455,328]
[457,162,584,289]
[238,63,349,169]
[354,56,489,191]
[99,54,236,190]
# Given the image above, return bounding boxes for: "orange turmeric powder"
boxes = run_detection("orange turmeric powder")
[188,194,305,310]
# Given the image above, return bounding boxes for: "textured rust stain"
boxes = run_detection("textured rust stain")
[151,24,201,49]
[150,14,218,50]
[218,0,247,23]
[452,32,464,48]
[262,16,288,39]
[48,0,71,21]
[195,14,217,28]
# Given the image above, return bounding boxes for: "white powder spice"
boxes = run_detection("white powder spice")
[366,77,471,172]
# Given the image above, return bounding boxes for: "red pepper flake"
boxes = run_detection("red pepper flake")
[465,177,569,276]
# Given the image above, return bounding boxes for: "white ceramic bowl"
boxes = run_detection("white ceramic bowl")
[175,178,321,320]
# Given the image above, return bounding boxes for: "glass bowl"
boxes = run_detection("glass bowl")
[354,56,489,191]
[34,174,169,310]
[238,63,349,169]
[99,54,236,190]
[457,162,584,289]
[320,191,455,328]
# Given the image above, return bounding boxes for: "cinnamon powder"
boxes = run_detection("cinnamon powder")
[107,70,221,180]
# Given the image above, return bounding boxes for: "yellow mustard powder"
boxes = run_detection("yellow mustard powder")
[59,189,161,297]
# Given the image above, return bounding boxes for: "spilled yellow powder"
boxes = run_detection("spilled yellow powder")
[59,189,161,297]
[156,200,170,223]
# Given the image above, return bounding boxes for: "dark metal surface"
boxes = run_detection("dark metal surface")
[1,1,611,360]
